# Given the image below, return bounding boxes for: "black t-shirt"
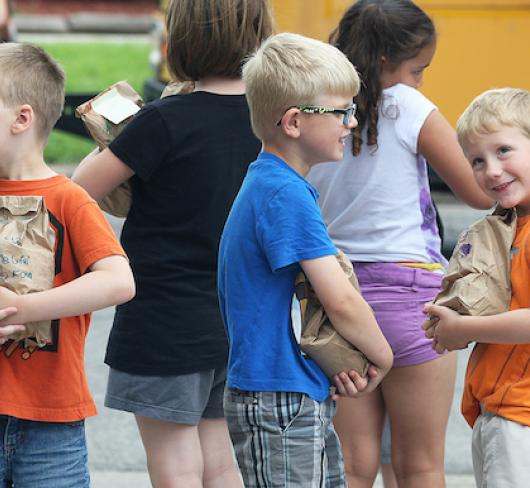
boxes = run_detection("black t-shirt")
[105,92,261,375]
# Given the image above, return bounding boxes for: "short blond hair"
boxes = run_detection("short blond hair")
[0,43,64,140]
[243,32,360,141]
[457,88,530,150]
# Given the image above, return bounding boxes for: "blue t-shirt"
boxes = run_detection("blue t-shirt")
[218,152,336,401]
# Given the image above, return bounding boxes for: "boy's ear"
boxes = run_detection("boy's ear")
[11,104,35,134]
[279,107,302,139]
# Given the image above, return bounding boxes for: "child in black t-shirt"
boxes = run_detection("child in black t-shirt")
[72,0,274,485]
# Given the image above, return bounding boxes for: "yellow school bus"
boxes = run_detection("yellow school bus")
[271,0,530,125]
[150,0,530,125]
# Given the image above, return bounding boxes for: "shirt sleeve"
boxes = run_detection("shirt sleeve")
[393,84,437,154]
[109,103,172,181]
[257,182,336,272]
[67,200,126,275]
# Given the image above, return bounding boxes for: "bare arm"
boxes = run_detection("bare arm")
[72,148,134,200]
[300,255,393,372]
[423,303,530,353]
[0,255,135,326]
[418,110,493,209]
[0,307,24,344]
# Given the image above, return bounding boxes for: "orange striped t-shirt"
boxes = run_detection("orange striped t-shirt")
[462,213,530,428]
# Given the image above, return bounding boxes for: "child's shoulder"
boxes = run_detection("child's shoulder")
[384,83,435,110]
[43,175,102,218]
[248,155,315,199]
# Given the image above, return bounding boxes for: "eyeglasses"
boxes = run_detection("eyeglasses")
[275,103,357,127]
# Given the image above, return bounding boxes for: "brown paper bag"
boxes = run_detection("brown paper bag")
[76,81,144,218]
[76,80,144,151]
[432,205,516,316]
[0,196,55,346]
[294,250,369,379]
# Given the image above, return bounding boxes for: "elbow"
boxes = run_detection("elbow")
[112,277,136,305]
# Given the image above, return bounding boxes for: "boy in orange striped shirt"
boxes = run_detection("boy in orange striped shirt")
[423,88,530,487]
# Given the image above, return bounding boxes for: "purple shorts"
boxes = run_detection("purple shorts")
[353,262,443,368]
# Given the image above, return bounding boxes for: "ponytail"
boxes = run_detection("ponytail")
[333,0,435,156]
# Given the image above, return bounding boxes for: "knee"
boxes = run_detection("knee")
[203,453,240,485]
[392,458,445,482]
[342,451,380,482]
[146,458,203,488]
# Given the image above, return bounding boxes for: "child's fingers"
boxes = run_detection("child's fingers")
[333,371,364,397]
[0,324,25,344]
[0,307,17,320]
[422,301,433,314]
[421,316,438,331]
[432,338,446,354]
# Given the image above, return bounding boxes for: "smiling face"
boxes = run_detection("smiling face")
[464,126,530,215]
[298,93,358,167]
[381,41,436,90]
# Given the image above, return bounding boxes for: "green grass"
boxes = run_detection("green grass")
[39,41,152,165]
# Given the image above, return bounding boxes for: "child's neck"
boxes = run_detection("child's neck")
[194,76,245,95]
[0,154,57,180]
[262,143,311,178]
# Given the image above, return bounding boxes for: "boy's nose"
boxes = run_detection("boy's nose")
[347,116,358,129]
[485,159,503,178]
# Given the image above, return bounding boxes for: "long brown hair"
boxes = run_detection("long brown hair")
[331,0,435,155]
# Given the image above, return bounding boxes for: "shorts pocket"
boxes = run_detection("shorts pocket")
[274,392,305,433]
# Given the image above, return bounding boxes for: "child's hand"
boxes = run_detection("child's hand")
[0,307,24,344]
[423,303,470,353]
[331,364,384,399]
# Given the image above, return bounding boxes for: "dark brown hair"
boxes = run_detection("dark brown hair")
[166,0,274,81]
[331,0,435,155]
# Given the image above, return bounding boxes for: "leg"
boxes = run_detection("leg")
[383,352,457,488]
[333,390,385,487]
[322,399,346,488]
[198,418,243,488]
[0,416,9,487]
[108,367,235,488]
[9,418,90,488]
[136,415,203,488]
[472,411,530,488]
[224,388,336,488]
[471,413,485,488]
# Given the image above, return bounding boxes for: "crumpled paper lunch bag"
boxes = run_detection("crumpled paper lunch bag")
[0,196,55,346]
[76,80,143,218]
[294,250,369,379]
[433,205,516,316]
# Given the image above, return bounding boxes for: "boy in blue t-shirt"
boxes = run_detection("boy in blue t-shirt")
[218,32,393,487]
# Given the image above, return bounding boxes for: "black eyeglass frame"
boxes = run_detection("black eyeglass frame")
[275,103,357,127]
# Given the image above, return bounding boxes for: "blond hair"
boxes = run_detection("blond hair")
[457,88,530,150]
[243,32,360,141]
[0,43,64,140]
[165,0,274,81]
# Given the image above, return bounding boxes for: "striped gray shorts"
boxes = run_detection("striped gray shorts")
[224,388,346,487]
